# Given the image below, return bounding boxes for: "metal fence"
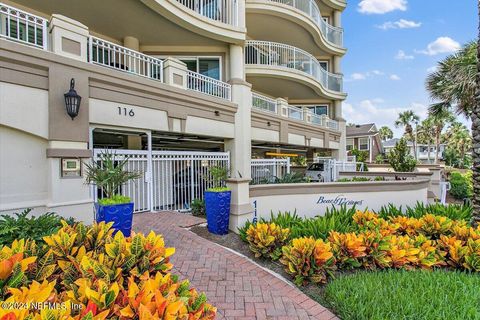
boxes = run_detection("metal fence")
[175,0,239,26]
[245,40,343,92]
[0,2,47,49]
[314,157,364,182]
[251,158,291,184]
[265,0,343,47]
[89,36,164,82]
[252,92,277,113]
[187,70,231,100]
[93,149,230,213]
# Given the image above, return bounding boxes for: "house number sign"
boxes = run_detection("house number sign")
[117,106,135,117]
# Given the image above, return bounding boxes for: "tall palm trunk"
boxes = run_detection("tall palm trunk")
[471,0,480,226]
[434,128,441,164]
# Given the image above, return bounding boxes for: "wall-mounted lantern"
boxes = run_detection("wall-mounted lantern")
[64,78,81,120]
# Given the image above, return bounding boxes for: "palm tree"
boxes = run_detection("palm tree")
[424,5,479,224]
[417,118,436,163]
[395,110,420,159]
[429,110,454,164]
[474,1,480,225]
[379,126,394,141]
[444,122,472,166]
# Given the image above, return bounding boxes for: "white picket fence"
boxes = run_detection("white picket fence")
[251,158,291,184]
[93,149,230,213]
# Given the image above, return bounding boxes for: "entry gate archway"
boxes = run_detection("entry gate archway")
[93,149,230,213]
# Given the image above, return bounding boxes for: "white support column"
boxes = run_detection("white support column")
[146,131,154,212]
[225,43,254,233]
[332,101,347,161]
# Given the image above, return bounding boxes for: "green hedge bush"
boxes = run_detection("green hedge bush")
[449,171,473,200]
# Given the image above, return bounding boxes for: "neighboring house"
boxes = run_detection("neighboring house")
[0,1,347,227]
[346,124,383,163]
[383,138,446,163]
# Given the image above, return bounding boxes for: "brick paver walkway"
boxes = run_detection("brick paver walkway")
[133,211,338,320]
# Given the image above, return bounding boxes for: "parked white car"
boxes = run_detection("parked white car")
[305,162,327,182]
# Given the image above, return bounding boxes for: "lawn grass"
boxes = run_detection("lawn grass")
[323,269,480,320]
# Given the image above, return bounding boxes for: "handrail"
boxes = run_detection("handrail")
[187,70,231,100]
[0,2,48,50]
[252,92,277,113]
[89,36,164,82]
[264,0,343,47]
[175,0,239,26]
[245,40,343,92]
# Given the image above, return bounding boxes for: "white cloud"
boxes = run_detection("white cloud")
[343,100,428,137]
[416,37,460,56]
[377,19,422,30]
[347,70,386,81]
[395,50,414,60]
[358,0,407,14]
[390,74,401,80]
[350,73,367,80]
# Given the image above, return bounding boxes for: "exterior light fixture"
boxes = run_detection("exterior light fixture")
[214,110,220,116]
[64,78,81,120]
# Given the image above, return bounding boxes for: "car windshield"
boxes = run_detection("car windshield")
[308,163,324,171]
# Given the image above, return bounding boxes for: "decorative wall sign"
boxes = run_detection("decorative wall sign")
[316,195,364,206]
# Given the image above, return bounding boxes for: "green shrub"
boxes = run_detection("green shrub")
[449,171,473,200]
[0,209,74,245]
[263,172,308,184]
[98,194,131,205]
[337,178,352,182]
[191,198,205,216]
[377,202,472,221]
[207,166,229,192]
[238,220,253,242]
[374,154,385,164]
[323,270,480,320]
[387,138,417,172]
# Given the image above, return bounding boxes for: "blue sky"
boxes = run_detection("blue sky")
[342,0,476,137]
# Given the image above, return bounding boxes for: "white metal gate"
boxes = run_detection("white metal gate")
[251,158,290,184]
[315,157,364,182]
[93,149,230,213]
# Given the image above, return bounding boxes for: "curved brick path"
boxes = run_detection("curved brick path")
[133,212,338,320]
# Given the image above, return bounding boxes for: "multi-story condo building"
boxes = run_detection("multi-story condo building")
[0,0,347,228]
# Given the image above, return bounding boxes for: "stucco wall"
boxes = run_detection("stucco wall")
[249,180,429,222]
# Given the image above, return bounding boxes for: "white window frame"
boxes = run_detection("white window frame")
[358,137,369,150]
[318,60,329,72]
[154,55,223,81]
[346,138,354,151]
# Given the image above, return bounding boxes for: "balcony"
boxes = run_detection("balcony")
[175,0,239,26]
[0,3,232,102]
[245,40,345,99]
[252,92,339,131]
[247,0,343,48]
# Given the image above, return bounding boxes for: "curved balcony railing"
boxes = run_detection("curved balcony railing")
[175,0,239,26]
[245,40,343,93]
[264,0,343,47]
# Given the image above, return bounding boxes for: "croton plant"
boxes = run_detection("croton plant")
[0,221,216,319]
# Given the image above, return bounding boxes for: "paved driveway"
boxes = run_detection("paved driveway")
[133,211,338,320]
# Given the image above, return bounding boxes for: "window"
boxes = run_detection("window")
[359,138,369,150]
[319,61,329,71]
[178,57,221,80]
[346,139,354,151]
[307,105,328,116]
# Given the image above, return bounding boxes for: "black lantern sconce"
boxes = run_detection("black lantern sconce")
[64,78,81,120]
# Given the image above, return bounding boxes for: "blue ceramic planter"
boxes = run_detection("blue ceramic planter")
[95,202,134,237]
[205,190,231,235]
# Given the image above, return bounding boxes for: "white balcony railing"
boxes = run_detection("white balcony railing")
[252,92,277,113]
[187,70,231,100]
[0,2,47,50]
[175,0,239,26]
[89,36,164,82]
[266,0,343,47]
[287,105,303,120]
[245,40,343,93]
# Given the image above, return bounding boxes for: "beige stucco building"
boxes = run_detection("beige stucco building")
[0,0,347,228]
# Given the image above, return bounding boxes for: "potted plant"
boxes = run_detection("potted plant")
[204,166,231,235]
[85,151,142,236]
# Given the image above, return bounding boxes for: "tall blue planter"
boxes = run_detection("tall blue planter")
[205,190,231,235]
[95,202,134,237]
